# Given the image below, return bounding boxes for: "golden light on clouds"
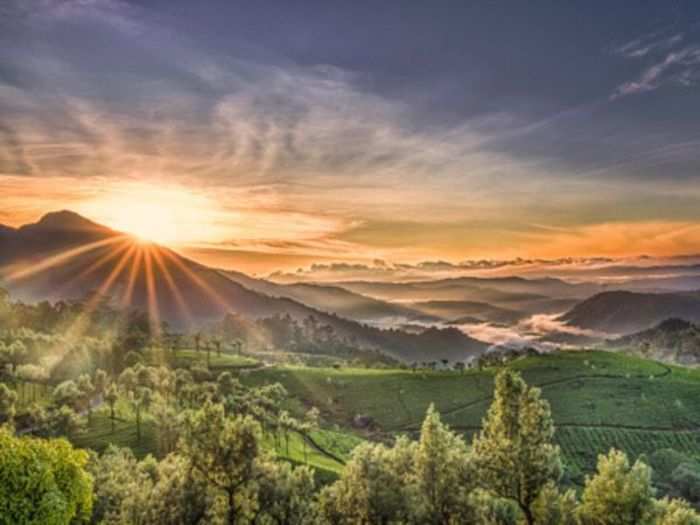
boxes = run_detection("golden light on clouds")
[77,182,228,245]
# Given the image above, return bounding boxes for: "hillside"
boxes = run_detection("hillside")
[242,350,700,488]
[609,318,700,365]
[559,290,700,335]
[0,211,486,362]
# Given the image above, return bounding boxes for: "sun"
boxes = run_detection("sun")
[77,183,225,245]
[111,201,179,243]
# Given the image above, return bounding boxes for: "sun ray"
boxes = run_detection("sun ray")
[54,239,132,297]
[143,246,162,337]
[1,236,126,282]
[63,243,138,339]
[151,246,193,328]
[160,248,233,312]
[122,246,144,308]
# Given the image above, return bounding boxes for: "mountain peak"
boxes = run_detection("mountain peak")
[27,210,106,232]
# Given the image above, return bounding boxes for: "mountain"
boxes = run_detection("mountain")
[408,300,524,325]
[222,271,435,324]
[608,318,700,365]
[322,276,601,303]
[0,211,487,362]
[560,290,700,335]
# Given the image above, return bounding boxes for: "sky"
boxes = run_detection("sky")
[2,1,700,275]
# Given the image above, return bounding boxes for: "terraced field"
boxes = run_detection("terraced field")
[242,350,700,476]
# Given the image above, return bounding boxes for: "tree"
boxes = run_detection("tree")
[104,382,119,433]
[0,427,93,524]
[531,482,578,525]
[89,445,162,525]
[216,371,240,399]
[93,369,108,398]
[0,382,17,424]
[279,410,298,457]
[76,373,95,424]
[255,461,316,525]
[52,380,82,410]
[577,449,656,525]
[318,438,416,524]
[654,498,700,525]
[414,404,475,524]
[179,402,263,525]
[472,369,562,525]
[150,394,180,456]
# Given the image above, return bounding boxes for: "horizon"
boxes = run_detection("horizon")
[8,208,700,280]
[3,1,700,274]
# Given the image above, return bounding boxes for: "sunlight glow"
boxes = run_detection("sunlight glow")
[78,183,226,245]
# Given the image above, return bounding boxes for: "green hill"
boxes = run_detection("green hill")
[241,350,700,484]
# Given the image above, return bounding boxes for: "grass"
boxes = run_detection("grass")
[266,428,363,483]
[241,350,700,476]
[172,349,259,370]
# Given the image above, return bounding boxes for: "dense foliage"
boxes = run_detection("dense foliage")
[0,429,93,524]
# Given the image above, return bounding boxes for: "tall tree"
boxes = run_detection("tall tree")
[472,369,562,525]
[414,404,475,524]
[179,402,263,525]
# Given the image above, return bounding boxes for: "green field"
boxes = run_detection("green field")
[173,349,259,369]
[241,350,700,476]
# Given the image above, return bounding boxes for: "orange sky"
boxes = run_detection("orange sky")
[4,175,700,275]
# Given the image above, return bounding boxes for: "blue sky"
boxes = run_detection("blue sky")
[2,1,700,272]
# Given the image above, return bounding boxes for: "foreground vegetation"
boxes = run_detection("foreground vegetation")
[2,290,700,523]
[4,368,700,524]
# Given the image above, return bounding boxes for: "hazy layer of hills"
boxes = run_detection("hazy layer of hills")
[222,270,437,324]
[8,211,700,363]
[0,211,486,362]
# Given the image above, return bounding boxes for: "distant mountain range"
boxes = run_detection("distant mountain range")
[0,211,486,362]
[222,270,436,325]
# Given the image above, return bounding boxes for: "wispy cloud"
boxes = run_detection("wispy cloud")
[611,31,700,99]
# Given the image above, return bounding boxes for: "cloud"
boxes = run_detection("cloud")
[613,31,683,59]
[611,31,700,99]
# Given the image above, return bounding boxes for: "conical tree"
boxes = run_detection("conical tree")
[472,368,561,525]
